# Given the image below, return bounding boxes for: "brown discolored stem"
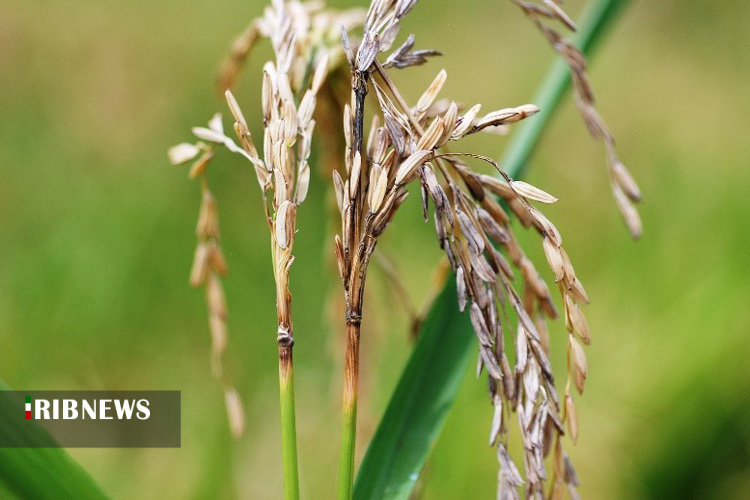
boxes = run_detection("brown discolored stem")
[342,320,361,413]
[338,59,371,500]
[338,306,362,500]
[339,240,369,500]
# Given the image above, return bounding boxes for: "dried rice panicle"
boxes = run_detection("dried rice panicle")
[331,0,599,495]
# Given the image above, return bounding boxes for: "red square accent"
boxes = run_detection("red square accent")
[25,410,31,420]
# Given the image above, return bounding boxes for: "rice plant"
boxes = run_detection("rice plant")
[167,0,638,498]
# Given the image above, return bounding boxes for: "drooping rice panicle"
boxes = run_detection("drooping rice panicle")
[333,1,601,497]
[512,0,643,239]
[168,123,245,440]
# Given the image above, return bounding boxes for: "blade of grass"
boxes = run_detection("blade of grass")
[356,283,471,500]
[353,1,631,498]
[0,382,108,500]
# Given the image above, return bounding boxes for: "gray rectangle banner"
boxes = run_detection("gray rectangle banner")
[0,391,181,448]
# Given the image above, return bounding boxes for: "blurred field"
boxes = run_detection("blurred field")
[1,0,749,498]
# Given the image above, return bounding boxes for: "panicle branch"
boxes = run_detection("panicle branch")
[168,131,245,438]
[512,0,643,239]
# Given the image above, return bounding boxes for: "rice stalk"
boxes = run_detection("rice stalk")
[331,0,624,497]
[171,2,363,498]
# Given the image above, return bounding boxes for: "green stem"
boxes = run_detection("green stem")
[338,403,357,500]
[279,348,300,500]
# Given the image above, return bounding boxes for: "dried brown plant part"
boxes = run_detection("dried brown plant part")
[511,0,642,239]
[331,3,587,492]
[168,141,245,439]
[361,46,598,496]
[547,435,582,500]
[464,153,594,491]
[218,19,261,92]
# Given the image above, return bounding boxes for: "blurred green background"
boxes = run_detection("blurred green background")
[1,0,749,498]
